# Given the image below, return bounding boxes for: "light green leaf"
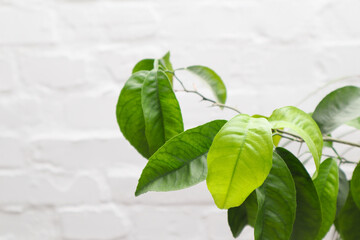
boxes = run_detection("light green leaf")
[276,147,322,240]
[269,106,323,177]
[132,59,155,74]
[116,71,150,159]
[336,168,349,218]
[135,120,226,196]
[313,158,339,240]
[346,117,360,129]
[159,51,174,85]
[186,65,227,104]
[254,152,296,240]
[141,70,184,155]
[228,204,247,238]
[337,182,360,240]
[206,114,273,209]
[351,163,360,209]
[312,86,360,134]
[227,191,258,238]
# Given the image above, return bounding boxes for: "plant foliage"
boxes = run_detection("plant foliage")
[116,52,360,239]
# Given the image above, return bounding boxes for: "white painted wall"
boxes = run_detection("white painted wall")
[0,0,359,239]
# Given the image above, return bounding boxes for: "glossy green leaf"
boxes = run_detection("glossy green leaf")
[141,70,184,155]
[254,152,296,240]
[135,120,226,196]
[132,59,155,73]
[116,71,150,158]
[336,168,349,218]
[313,158,339,240]
[312,86,360,134]
[159,51,174,85]
[269,106,323,177]
[186,65,227,104]
[346,117,360,129]
[206,114,273,209]
[228,204,247,238]
[351,163,360,209]
[227,191,258,238]
[275,147,322,240]
[337,183,360,240]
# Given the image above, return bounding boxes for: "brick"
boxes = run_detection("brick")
[19,55,86,88]
[0,7,54,44]
[59,208,129,240]
[0,172,102,206]
[33,137,145,169]
[0,137,27,167]
[63,92,118,130]
[0,210,58,240]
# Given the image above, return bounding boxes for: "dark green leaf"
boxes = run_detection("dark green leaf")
[116,71,150,158]
[337,183,360,240]
[275,147,322,240]
[227,191,258,238]
[254,152,296,240]
[141,70,184,155]
[135,120,226,196]
[186,65,227,104]
[313,158,339,240]
[336,168,349,218]
[132,59,155,74]
[228,204,247,238]
[350,163,360,209]
[312,86,360,134]
[269,106,323,177]
[206,114,273,209]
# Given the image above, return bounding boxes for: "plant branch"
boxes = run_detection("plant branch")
[168,70,360,149]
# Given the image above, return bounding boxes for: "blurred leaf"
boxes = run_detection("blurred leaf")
[312,86,360,134]
[135,120,226,196]
[186,65,227,104]
[254,152,296,240]
[313,158,339,240]
[350,163,360,209]
[337,182,360,240]
[206,114,273,209]
[116,71,150,158]
[269,106,323,177]
[276,147,322,240]
[132,59,155,73]
[336,168,349,218]
[141,70,184,155]
[346,117,360,129]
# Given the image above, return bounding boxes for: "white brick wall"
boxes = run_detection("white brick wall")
[0,0,359,239]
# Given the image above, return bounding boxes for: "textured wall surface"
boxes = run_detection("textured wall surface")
[0,0,359,239]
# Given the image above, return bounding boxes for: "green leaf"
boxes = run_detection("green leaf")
[351,163,360,209]
[312,86,360,134]
[132,59,155,74]
[313,158,339,240]
[337,183,360,240]
[346,117,360,129]
[141,70,184,155]
[116,71,150,158]
[135,120,226,196]
[159,51,174,85]
[186,65,227,104]
[228,204,247,238]
[254,152,296,240]
[269,106,323,177]
[206,114,273,209]
[227,191,258,238]
[275,147,322,240]
[336,168,349,218]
